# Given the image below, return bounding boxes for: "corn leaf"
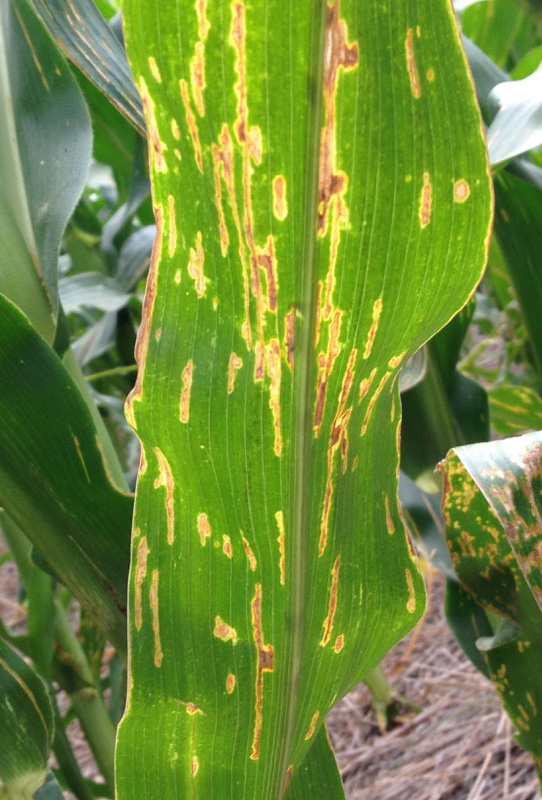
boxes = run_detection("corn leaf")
[0,639,54,799]
[117,0,492,796]
[490,384,542,436]
[0,294,132,654]
[0,0,92,343]
[442,432,542,767]
[29,0,145,135]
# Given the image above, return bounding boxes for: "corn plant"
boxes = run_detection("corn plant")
[2,0,542,798]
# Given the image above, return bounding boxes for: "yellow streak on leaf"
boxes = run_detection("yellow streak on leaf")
[250,583,274,760]
[153,448,175,545]
[320,556,341,646]
[135,537,148,631]
[241,533,257,571]
[188,231,208,297]
[275,511,286,585]
[419,172,432,228]
[272,175,288,221]
[405,28,421,98]
[148,56,162,83]
[227,353,243,393]
[197,513,211,546]
[406,568,416,613]
[222,535,233,558]
[384,494,395,534]
[363,298,383,359]
[179,78,203,172]
[304,710,320,741]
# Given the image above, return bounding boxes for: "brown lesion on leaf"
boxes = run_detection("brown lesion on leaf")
[389,351,407,369]
[405,28,421,98]
[319,348,357,555]
[419,172,432,228]
[256,235,278,313]
[314,310,342,437]
[361,371,392,436]
[223,535,233,558]
[125,204,163,429]
[72,435,90,483]
[196,0,210,39]
[191,756,199,777]
[284,766,293,794]
[254,340,266,382]
[180,78,203,173]
[153,448,175,545]
[241,533,258,571]
[214,615,238,645]
[179,360,194,423]
[453,179,470,203]
[359,367,377,403]
[285,307,295,370]
[135,536,148,631]
[275,511,286,585]
[250,582,274,760]
[197,513,211,546]
[304,710,320,741]
[317,0,358,238]
[226,673,236,694]
[267,339,282,457]
[139,78,168,174]
[190,42,206,117]
[384,494,395,534]
[188,231,209,297]
[320,557,341,645]
[168,195,177,257]
[334,634,345,653]
[212,125,252,347]
[272,175,288,221]
[363,298,383,360]
[406,568,416,613]
[150,569,163,666]
[227,352,243,393]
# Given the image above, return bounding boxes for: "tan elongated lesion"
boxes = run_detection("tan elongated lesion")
[226,673,236,694]
[320,556,341,646]
[227,353,243,393]
[419,172,432,228]
[284,308,295,370]
[250,583,274,760]
[241,533,258,571]
[275,511,286,585]
[406,568,416,613]
[319,348,357,555]
[304,710,320,741]
[266,339,282,457]
[314,311,342,437]
[361,371,392,436]
[405,28,421,98]
[150,569,163,667]
[197,513,211,546]
[179,360,194,423]
[180,78,203,172]
[222,535,233,558]
[153,448,175,545]
[272,175,288,220]
[187,231,208,297]
[139,78,167,174]
[134,536,148,631]
[363,298,382,360]
[167,195,177,257]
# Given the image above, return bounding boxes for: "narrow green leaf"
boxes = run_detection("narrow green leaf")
[442,432,542,762]
[29,0,145,135]
[117,0,492,796]
[0,294,132,653]
[0,0,92,342]
[0,640,53,799]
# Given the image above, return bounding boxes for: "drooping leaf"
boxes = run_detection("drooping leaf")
[487,68,542,164]
[0,639,53,799]
[0,0,92,343]
[29,0,145,135]
[0,294,132,653]
[59,273,132,314]
[441,432,542,766]
[117,0,492,797]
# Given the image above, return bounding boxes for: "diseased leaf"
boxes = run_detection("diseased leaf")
[117,0,492,797]
[29,0,145,135]
[490,384,542,435]
[0,639,53,798]
[442,433,542,764]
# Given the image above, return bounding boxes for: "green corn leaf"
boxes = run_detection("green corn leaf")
[117,0,492,796]
[0,0,92,343]
[0,639,53,800]
[29,0,145,135]
[0,294,132,654]
[490,384,542,436]
[441,432,542,766]
[494,171,542,384]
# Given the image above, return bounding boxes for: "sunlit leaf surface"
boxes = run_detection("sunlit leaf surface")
[117,0,492,796]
